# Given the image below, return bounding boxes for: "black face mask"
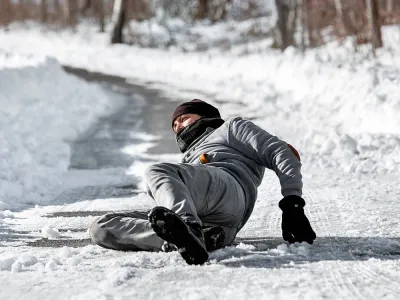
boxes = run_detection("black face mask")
[175,118,225,153]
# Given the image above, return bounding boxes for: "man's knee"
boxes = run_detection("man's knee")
[89,214,128,250]
[89,213,153,251]
[89,215,111,247]
[144,163,176,182]
[144,163,164,177]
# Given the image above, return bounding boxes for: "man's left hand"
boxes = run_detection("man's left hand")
[279,195,316,244]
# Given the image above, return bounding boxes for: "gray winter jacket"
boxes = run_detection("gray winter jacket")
[180,117,303,230]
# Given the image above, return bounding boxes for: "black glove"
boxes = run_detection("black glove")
[279,195,316,244]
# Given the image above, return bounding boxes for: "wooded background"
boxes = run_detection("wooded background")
[1,0,399,51]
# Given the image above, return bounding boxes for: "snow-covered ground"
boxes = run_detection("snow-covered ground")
[0,22,399,299]
[0,58,132,212]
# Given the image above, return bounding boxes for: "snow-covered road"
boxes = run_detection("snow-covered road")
[0,24,400,299]
[0,67,399,300]
[1,172,399,300]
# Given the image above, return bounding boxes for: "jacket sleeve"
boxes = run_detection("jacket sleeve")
[227,117,303,197]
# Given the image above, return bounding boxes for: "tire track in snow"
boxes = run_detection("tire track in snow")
[331,180,400,295]
[352,260,400,294]
[237,172,280,238]
[303,187,357,299]
[304,175,400,299]
[241,172,372,299]
[303,178,369,300]
[263,174,281,235]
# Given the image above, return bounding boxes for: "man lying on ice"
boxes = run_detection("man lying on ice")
[90,99,316,265]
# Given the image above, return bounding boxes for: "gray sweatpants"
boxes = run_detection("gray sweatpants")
[90,163,246,251]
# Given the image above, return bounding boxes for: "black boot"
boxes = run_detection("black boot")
[148,206,208,265]
[161,226,225,253]
[203,226,226,252]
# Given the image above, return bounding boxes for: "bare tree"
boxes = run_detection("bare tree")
[0,0,12,29]
[196,0,208,19]
[110,0,128,44]
[334,0,346,36]
[81,0,92,16]
[40,0,48,23]
[274,0,298,51]
[303,0,322,47]
[64,0,79,27]
[53,0,62,18]
[366,0,383,49]
[95,0,105,33]
[298,0,306,51]
[387,0,394,12]
[209,0,231,22]
[334,0,343,17]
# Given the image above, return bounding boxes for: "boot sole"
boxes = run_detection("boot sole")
[148,206,209,265]
[203,226,226,252]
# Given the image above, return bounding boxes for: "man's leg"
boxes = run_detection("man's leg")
[199,167,246,248]
[145,163,245,249]
[91,163,245,254]
[144,163,207,224]
[89,210,232,252]
[89,210,164,251]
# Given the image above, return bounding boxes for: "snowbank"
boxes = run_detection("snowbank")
[0,58,114,212]
[125,17,275,50]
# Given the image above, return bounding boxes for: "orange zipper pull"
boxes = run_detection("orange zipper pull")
[199,153,209,164]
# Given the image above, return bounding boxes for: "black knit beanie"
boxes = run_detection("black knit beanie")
[171,99,221,127]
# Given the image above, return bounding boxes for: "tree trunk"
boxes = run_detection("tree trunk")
[81,0,91,16]
[0,0,12,29]
[274,0,297,51]
[110,0,128,44]
[304,0,318,47]
[53,0,62,18]
[334,0,343,16]
[15,0,25,20]
[209,0,231,23]
[298,0,306,51]
[366,0,383,49]
[40,0,48,23]
[196,0,208,19]
[334,0,347,37]
[95,0,105,33]
[386,0,393,12]
[65,0,78,27]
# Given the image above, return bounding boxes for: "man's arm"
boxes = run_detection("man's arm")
[227,117,316,244]
[227,117,303,197]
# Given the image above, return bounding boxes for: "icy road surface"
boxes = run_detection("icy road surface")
[0,68,399,300]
